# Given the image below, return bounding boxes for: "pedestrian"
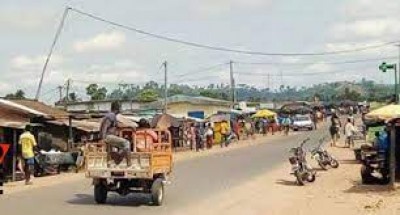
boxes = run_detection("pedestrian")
[233,120,240,141]
[19,124,37,185]
[194,123,203,152]
[344,118,356,148]
[330,113,341,147]
[190,123,196,151]
[310,111,317,130]
[220,120,229,147]
[282,115,291,136]
[262,117,269,136]
[99,101,131,166]
[205,123,214,149]
[269,117,276,135]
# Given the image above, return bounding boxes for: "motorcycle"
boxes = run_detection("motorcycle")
[311,137,340,170]
[289,138,316,186]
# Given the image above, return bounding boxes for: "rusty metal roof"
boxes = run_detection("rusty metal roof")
[47,119,100,132]
[10,99,68,119]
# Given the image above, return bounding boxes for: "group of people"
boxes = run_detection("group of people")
[329,108,363,148]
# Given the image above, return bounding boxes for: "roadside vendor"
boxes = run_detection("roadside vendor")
[99,101,131,166]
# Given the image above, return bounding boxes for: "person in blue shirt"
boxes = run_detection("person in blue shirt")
[376,130,389,153]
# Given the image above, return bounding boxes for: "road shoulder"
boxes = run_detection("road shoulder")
[172,144,400,215]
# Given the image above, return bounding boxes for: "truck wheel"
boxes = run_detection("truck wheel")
[94,184,108,204]
[151,178,164,206]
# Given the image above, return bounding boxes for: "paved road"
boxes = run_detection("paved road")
[0,129,328,215]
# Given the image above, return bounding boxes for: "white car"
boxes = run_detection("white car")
[292,115,314,131]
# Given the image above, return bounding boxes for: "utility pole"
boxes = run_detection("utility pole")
[35,7,70,101]
[65,79,71,102]
[397,44,400,103]
[57,86,63,102]
[390,123,396,189]
[163,61,168,113]
[65,79,71,110]
[229,60,235,105]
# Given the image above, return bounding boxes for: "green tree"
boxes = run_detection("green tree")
[137,89,159,102]
[68,92,78,102]
[5,89,25,99]
[86,84,107,100]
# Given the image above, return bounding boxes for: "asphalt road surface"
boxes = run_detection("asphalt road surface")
[0,129,329,215]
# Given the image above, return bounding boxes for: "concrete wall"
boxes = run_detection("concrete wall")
[66,101,141,113]
[167,102,230,118]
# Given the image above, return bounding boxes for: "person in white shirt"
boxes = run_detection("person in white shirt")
[344,118,356,148]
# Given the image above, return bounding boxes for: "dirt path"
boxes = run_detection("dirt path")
[171,141,400,215]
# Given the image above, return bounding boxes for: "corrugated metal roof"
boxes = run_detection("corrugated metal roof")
[0,98,47,116]
[10,99,68,118]
[47,119,100,132]
[0,120,27,129]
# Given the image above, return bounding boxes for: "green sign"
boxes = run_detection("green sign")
[379,62,395,73]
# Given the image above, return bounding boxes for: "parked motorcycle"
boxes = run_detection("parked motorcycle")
[289,137,316,186]
[311,137,340,170]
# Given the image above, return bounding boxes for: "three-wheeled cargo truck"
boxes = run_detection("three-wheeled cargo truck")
[85,128,173,205]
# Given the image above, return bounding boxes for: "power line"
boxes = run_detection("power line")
[234,56,399,66]
[238,69,361,77]
[68,7,399,56]
[170,62,229,80]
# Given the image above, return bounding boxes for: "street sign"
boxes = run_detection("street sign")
[379,62,395,72]
[0,144,10,165]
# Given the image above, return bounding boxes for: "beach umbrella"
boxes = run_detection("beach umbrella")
[251,109,277,118]
[207,114,230,122]
[366,104,400,121]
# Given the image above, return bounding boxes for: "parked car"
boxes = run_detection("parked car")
[292,115,313,131]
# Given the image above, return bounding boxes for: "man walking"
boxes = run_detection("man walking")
[282,115,291,136]
[19,124,37,185]
[220,120,229,147]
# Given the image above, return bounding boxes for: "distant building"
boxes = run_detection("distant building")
[143,95,231,118]
[58,99,143,113]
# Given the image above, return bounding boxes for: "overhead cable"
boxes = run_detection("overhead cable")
[68,7,399,56]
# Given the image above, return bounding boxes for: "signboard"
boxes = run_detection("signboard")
[259,103,275,110]
[0,144,10,165]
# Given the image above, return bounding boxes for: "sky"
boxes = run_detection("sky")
[1,0,400,102]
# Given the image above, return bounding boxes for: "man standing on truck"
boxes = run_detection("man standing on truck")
[99,101,131,166]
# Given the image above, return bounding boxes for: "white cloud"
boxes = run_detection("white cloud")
[0,8,53,32]
[191,0,273,16]
[10,55,64,70]
[73,31,126,53]
[342,0,400,20]
[331,18,400,40]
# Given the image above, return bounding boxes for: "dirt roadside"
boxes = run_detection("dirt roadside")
[171,141,400,215]
[3,132,298,195]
